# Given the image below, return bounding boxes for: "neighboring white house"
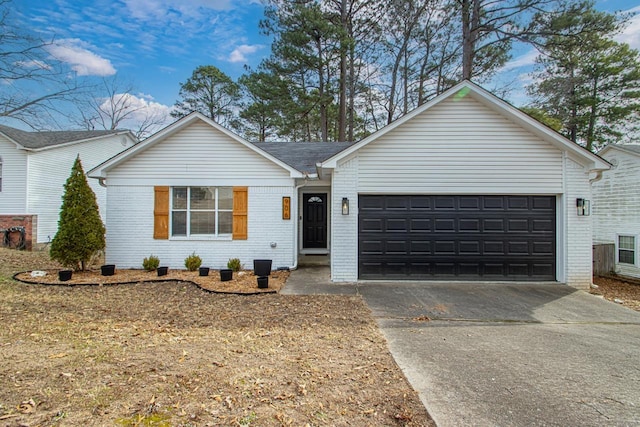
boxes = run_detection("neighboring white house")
[89,80,609,289]
[0,125,137,246]
[592,144,640,278]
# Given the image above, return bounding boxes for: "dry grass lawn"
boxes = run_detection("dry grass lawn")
[0,248,434,426]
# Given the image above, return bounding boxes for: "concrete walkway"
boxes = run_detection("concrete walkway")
[282,267,640,426]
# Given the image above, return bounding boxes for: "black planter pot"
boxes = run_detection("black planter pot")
[58,270,72,281]
[253,259,272,277]
[157,266,169,276]
[101,264,116,276]
[220,269,233,281]
[199,267,210,276]
[257,276,269,288]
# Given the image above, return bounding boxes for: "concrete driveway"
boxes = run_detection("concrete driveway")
[283,267,640,426]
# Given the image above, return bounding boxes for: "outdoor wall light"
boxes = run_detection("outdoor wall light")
[576,198,591,216]
[342,198,349,215]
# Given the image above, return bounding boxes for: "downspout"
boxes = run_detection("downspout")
[290,176,309,271]
[98,177,107,188]
[589,170,603,184]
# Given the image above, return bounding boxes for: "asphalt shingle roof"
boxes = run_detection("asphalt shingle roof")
[0,124,125,150]
[252,141,357,174]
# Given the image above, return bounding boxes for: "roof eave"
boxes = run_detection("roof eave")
[88,113,303,179]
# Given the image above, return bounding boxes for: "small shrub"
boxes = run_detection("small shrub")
[227,257,242,272]
[142,255,160,271]
[184,252,202,271]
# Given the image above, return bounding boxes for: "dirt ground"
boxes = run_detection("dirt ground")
[592,275,640,312]
[0,248,434,427]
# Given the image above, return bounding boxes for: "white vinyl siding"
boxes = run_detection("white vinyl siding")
[356,96,563,194]
[106,121,291,186]
[592,147,640,278]
[26,135,135,243]
[0,137,28,213]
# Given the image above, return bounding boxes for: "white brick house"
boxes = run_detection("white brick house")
[89,81,609,289]
[0,125,137,245]
[592,144,640,278]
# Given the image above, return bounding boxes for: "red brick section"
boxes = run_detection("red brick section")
[0,215,37,250]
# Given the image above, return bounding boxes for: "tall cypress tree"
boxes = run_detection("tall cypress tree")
[50,156,106,271]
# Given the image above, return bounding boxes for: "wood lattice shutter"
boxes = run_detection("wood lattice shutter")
[154,186,169,239]
[232,186,248,240]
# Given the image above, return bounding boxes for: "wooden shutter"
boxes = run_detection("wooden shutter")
[232,186,248,240]
[154,186,169,239]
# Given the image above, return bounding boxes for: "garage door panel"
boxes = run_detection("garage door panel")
[434,218,456,231]
[359,195,556,281]
[410,218,432,232]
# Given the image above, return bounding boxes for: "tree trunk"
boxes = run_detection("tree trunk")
[338,0,348,142]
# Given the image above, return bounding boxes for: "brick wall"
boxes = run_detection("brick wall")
[0,215,37,250]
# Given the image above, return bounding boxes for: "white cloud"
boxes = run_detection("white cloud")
[47,39,116,76]
[228,44,262,63]
[500,49,539,72]
[615,7,640,50]
[123,0,233,21]
[99,93,173,137]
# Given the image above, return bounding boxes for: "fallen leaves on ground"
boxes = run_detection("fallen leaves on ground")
[0,247,434,426]
[592,275,640,311]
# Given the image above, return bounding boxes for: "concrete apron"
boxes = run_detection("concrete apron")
[282,269,640,427]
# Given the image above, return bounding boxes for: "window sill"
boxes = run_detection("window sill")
[170,235,233,241]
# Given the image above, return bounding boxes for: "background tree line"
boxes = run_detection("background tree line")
[2,0,639,151]
[171,0,640,151]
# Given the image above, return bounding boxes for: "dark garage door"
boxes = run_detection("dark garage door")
[358,195,556,281]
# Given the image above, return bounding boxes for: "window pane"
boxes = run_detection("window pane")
[619,235,635,250]
[172,211,187,235]
[190,187,215,210]
[620,250,635,264]
[173,187,187,209]
[219,211,233,234]
[219,187,233,210]
[191,211,215,234]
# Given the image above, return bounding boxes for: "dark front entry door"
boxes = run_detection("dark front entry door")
[303,193,327,249]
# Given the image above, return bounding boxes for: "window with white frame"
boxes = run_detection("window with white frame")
[618,235,636,265]
[171,187,233,236]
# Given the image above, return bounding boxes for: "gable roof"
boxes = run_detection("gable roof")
[321,80,610,172]
[252,141,356,174]
[598,143,640,158]
[0,124,133,150]
[88,112,309,179]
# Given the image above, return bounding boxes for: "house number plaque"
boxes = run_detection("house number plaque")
[282,197,291,220]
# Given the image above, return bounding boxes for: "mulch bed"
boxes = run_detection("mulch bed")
[13,268,289,294]
[592,275,640,311]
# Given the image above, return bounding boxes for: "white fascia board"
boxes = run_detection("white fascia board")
[467,83,610,172]
[0,131,28,151]
[88,112,304,179]
[320,82,465,169]
[321,79,610,172]
[599,144,640,159]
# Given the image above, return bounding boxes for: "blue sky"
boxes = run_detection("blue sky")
[12,0,640,132]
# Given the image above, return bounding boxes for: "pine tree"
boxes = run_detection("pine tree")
[50,156,106,271]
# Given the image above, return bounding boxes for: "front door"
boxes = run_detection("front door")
[303,193,327,249]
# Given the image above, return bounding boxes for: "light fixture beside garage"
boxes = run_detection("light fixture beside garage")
[576,198,591,216]
[342,198,349,215]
